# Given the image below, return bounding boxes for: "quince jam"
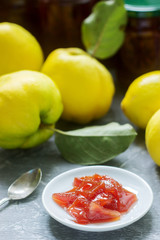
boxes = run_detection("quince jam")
[52,174,137,224]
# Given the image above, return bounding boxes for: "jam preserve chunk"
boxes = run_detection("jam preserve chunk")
[52,174,137,224]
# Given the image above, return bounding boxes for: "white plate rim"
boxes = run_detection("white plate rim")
[42,166,153,232]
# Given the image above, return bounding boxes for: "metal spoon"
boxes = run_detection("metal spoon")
[0,168,42,206]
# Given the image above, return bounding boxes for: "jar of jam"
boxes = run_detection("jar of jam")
[36,0,99,56]
[0,0,99,56]
[119,0,160,86]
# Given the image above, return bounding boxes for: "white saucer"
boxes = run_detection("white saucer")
[42,166,153,232]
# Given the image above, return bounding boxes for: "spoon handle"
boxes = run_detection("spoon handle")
[0,197,10,206]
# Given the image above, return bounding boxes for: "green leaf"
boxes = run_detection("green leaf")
[81,0,127,59]
[55,122,137,165]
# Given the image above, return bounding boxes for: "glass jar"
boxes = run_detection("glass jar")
[0,1,43,46]
[0,1,27,26]
[119,0,160,86]
[37,0,99,56]
[0,0,99,56]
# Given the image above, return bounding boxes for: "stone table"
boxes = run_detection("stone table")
[0,85,159,240]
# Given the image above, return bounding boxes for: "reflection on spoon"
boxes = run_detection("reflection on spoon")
[0,168,42,206]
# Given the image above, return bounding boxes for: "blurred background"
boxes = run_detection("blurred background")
[0,0,99,57]
[0,0,160,87]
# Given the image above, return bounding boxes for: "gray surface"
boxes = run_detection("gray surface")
[0,87,159,240]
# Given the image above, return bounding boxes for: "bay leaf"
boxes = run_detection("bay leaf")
[81,0,127,59]
[55,122,137,165]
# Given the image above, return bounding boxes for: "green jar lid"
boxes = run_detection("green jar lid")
[125,0,160,17]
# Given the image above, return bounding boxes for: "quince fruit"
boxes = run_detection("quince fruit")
[0,70,63,149]
[121,71,160,128]
[145,109,160,166]
[0,22,43,76]
[41,48,115,124]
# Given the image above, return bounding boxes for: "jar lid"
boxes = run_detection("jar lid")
[125,0,160,17]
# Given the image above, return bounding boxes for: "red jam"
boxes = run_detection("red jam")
[52,174,137,224]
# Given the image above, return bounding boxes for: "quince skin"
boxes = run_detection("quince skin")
[0,70,63,148]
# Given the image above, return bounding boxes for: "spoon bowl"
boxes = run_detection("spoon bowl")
[0,168,42,206]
